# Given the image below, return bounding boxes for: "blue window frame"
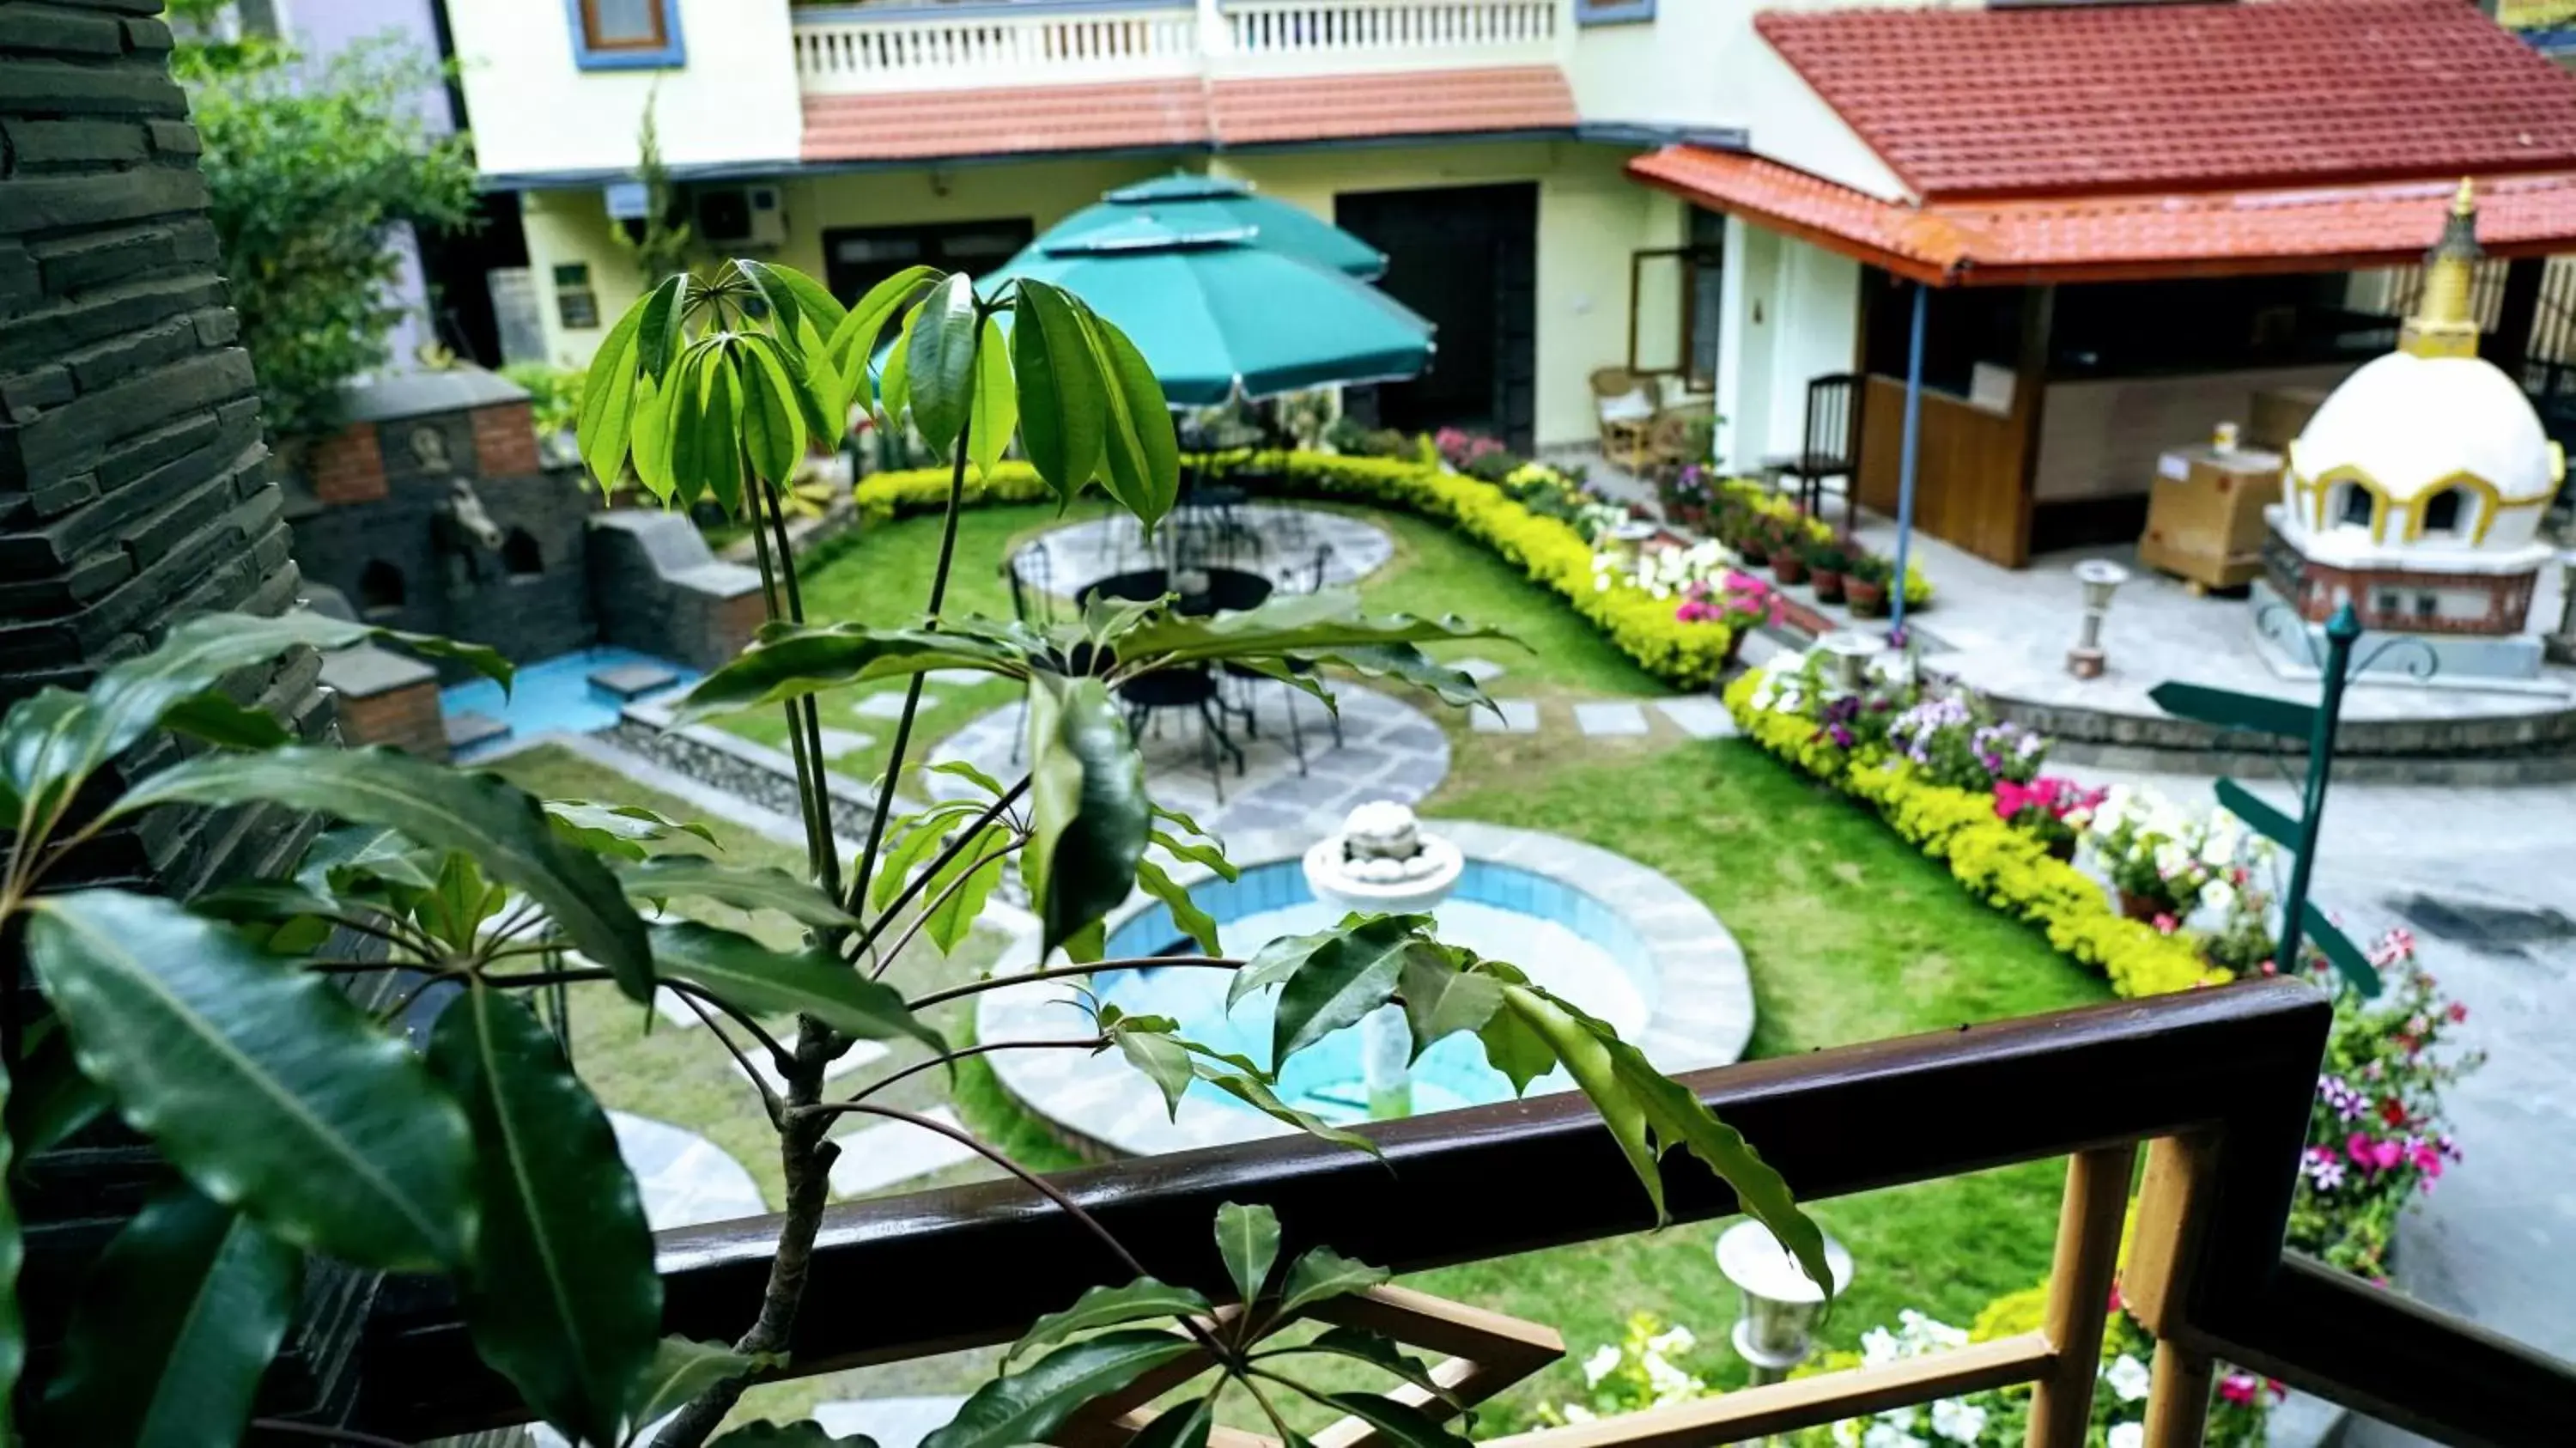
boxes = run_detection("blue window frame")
[567,0,686,71]
[1575,0,1655,25]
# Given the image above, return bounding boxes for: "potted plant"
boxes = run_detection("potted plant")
[1803,534,1851,604]
[1767,520,1809,585]
[1662,464,1717,530]
[1993,776,2105,862]
[1844,552,1892,615]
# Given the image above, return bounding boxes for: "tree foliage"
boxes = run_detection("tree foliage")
[174,15,478,439]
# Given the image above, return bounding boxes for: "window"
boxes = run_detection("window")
[569,0,685,70]
[1626,210,1725,392]
[1575,0,1657,23]
[2421,485,2465,535]
[502,528,544,578]
[1686,207,1724,393]
[358,561,405,614]
[553,263,599,331]
[2374,588,2403,618]
[823,219,1036,302]
[2415,591,2439,621]
[2337,484,2375,529]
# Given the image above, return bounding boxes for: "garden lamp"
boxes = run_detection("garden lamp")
[2067,558,2129,679]
[1716,1220,1853,1385]
[1819,630,1878,695]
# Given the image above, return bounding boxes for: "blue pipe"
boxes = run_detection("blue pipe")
[1890,282,1927,636]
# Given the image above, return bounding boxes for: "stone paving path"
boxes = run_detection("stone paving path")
[1472,699,1540,734]
[812,1396,968,1448]
[828,1104,981,1198]
[930,681,1449,838]
[609,1110,766,1232]
[1573,701,1650,737]
[1011,505,1394,593]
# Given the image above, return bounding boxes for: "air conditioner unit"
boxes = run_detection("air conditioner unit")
[695,185,787,250]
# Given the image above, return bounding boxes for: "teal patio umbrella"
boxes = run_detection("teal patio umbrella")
[1042,172,1388,280]
[979,216,1434,406]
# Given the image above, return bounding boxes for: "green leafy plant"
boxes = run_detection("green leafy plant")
[0,259,1829,1447]
[174,17,478,440]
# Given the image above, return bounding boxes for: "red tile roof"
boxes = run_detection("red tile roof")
[1629,145,2576,286]
[1756,0,2576,201]
[1207,66,1576,146]
[801,67,1574,162]
[803,79,1207,163]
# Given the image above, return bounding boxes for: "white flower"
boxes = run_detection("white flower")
[1646,1324,1698,1357]
[2105,1354,2152,1402]
[1832,1421,1861,1448]
[1582,1344,1621,1386]
[1560,1404,1596,1425]
[1929,1398,1987,1444]
[1642,1352,1700,1401]
[2199,877,2233,915]
[2108,1422,2145,1448]
[1862,1423,1924,1448]
[1859,1327,1900,1366]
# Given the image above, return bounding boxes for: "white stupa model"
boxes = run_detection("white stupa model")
[1303,802,1463,1115]
[2259,179,2565,689]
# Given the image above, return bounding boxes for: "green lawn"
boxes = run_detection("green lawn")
[506,496,2117,1426]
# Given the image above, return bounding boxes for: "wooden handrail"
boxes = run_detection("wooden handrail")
[339,978,2576,1446]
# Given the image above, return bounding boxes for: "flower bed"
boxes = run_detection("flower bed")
[852,454,1744,688]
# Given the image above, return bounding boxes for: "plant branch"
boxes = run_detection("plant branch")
[872,840,1024,975]
[907,956,1239,1013]
[677,988,784,1124]
[762,472,845,903]
[845,776,1030,971]
[845,407,975,917]
[746,478,835,888]
[482,967,616,989]
[662,980,793,1064]
[805,1034,1103,1109]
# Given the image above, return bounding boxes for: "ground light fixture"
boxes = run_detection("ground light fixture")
[1818,630,1879,695]
[1716,1219,1854,1384]
[2067,557,2130,679]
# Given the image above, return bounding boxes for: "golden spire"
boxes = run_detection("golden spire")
[2401,178,2484,359]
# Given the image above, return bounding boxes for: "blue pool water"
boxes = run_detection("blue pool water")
[440,645,699,760]
[1097,859,1656,1123]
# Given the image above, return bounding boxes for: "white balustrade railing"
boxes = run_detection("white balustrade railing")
[793,3,1203,94]
[792,0,1570,94]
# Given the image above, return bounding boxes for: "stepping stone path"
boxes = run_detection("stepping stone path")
[1653,697,1739,739]
[1471,700,1540,734]
[589,661,680,699]
[813,725,874,759]
[828,1104,982,1198]
[1452,656,1508,683]
[444,710,509,751]
[814,1396,969,1448]
[609,1110,766,1232]
[855,691,932,721]
[735,1038,890,1094]
[1573,702,1650,737]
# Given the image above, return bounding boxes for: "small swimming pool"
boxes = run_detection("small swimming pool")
[440,645,698,761]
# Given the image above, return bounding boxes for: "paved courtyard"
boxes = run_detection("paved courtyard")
[1010,504,1394,593]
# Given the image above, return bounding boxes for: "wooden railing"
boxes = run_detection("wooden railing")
[347,980,2576,1446]
[791,2,1203,94]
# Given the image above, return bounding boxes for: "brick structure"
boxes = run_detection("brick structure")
[306,418,388,504]
[2262,530,2540,637]
[469,397,541,477]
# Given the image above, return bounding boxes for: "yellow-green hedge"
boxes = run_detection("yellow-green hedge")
[1722,672,2224,1001]
[851,453,1739,689]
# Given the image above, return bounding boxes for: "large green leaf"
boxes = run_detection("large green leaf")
[1274,1246,1390,1321]
[635,271,691,381]
[38,1186,298,1448]
[1260,1326,1449,1404]
[1397,948,1504,1061]
[0,1045,17,1445]
[1006,1276,1213,1365]
[736,258,847,356]
[1022,675,1148,958]
[1008,277,1107,503]
[631,368,682,503]
[1193,1062,1378,1154]
[1127,1396,1214,1448]
[4,1013,106,1161]
[1084,304,1180,530]
[738,332,810,489]
[1072,301,1171,535]
[920,822,1009,955]
[0,611,508,836]
[699,347,747,517]
[908,271,981,459]
[619,856,858,929]
[27,891,475,1271]
[828,264,941,417]
[920,1329,1195,1448]
[1111,591,1501,672]
[677,625,1021,723]
[1212,1201,1280,1305]
[968,314,1019,480]
[1112,1021,1195,1120]
[651,922,945,1052]
[430,987,659,1448]
[631,1337,770,1432]
[1135,859,1220,956]
[1499,983,1656,1210]
[1310,1390,1475,1448]
[1475,1004,1557,1096]
[1265,913,1435,1064]
[577,288,649,490]
[546,798,721,861]
[118,746,654,1001]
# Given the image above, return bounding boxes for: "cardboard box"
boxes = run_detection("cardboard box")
[2138,444,2283,590]
[2246,386,2330,452]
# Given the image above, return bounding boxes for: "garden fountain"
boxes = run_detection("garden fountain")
[978,808,1759,1155]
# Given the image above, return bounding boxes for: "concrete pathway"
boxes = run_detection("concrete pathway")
[828,1104,981,1198]
[608,1110,766,1232]
[1471,700,1540,734]
[2061,764,2576,1442]
[813,1396,968,1448]
[1573,701,1650,737]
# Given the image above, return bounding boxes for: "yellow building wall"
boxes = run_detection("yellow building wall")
[516,143,1680,449]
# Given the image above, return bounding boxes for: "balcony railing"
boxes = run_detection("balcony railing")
[790,0,1571,95]
[341,978,2576,1445]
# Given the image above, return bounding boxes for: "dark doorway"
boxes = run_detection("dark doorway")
[823,217,1035,303]
[417,190,529,368]
[1334,182,1537,452]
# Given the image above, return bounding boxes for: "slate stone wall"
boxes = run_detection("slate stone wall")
[0,0,322,897]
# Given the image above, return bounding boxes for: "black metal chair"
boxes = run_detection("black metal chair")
[1224,545,1340,773]
[1761,373,1861,531]
[1118,666,1243,803]
[1004,545,1060,766]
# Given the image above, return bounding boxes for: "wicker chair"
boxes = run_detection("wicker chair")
[1590,366,1659,472]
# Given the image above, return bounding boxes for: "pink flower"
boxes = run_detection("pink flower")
[2409,1140,2446,1178]
[2347,1133,2403,1172]
[2152,913,2178,935]
[2447,1001,2469,1024]
[2219,1374,2260,1406]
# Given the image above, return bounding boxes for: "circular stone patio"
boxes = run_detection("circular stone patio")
[1010,504,1394,593]
[976,821,1753,1157]
[927,680,1452,838]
